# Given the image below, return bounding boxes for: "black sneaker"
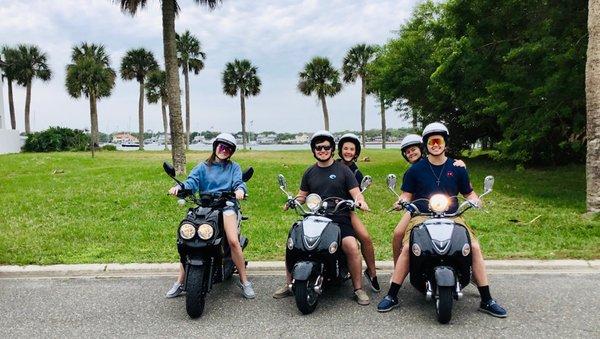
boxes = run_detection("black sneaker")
[479,299,507,318]
[377,295,399,312]
[364,269,381,292]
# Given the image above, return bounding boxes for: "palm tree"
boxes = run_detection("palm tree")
[65,43,116,158]
[146,69,169,150]
[117,0,222,174]
[13,44,52,134]
[0,46,19,130]
[120,48,159,150]
[587,0,600,213]
[342,44,378,147]
[298,57,342,130]
[177,30,206,149]
[222,59,261,150]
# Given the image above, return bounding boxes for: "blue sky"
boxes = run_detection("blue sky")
[0,0,420,134]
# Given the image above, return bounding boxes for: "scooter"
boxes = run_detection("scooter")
[386,174,494,324]
[163,162,253,318]
[278,174,372,314]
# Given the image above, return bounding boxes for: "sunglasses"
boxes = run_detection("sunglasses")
[427,137,445,147]
[217,143,233,153]
[315,145,332,151]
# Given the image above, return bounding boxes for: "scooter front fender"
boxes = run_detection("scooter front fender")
[434,266,456,287]
[292,261,319,281]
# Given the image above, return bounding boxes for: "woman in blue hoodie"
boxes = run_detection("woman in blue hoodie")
[166,133,255,299]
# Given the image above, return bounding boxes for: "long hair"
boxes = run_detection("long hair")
[206,152,231,166]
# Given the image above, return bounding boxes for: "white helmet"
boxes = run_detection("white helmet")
[422,122,449,144]
[400,134,423,162]
[337,133,361,160]
[310,130,335,161]
[213,133,237,154]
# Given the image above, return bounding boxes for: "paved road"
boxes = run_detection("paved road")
[0,272,598,337]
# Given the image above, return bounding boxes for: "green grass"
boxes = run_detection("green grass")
[0,150,598,265]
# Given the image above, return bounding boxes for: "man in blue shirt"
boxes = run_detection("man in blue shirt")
[377,122,507,318]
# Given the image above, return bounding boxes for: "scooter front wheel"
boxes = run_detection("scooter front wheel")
[186,265,207,318]
[294,280,319,315]
[436,286,453,324]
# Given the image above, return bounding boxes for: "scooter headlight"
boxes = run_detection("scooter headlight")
[305,193,322,212]
[429,194,450,213]
[197,223,214,240]
[462,243,471,256]
[328,241,338,254]
[287,237,294,250]
[412,243,421,256]
[179,223,196,240]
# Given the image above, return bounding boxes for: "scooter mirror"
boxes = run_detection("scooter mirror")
[163,162,176,178]
[242,167,254,182]
[278,174,287,190]
[387,174,397,191]
[360,175,373,192]
[484,175,494,193]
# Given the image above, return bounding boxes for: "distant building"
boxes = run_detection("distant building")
[112,132,139,144]
[294,133,310,143]
[257,133,277,144]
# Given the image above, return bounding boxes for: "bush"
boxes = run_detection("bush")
[101,144,116,151]
[22,127,90,152]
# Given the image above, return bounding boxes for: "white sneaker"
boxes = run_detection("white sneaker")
[166,282,183,298]
[237,280,256,299]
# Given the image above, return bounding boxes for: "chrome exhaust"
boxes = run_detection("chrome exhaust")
[426,281,433,301]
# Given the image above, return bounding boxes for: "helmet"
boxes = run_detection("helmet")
[337,133,361,161]
[212,133,237,155]
[421,122,449,144]
[310,130,335,161]
[400,134,423,162]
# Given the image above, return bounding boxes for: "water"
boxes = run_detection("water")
[114,142,402,151]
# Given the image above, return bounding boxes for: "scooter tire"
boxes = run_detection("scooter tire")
[186,265,207,319]
[436,286,453,324]
[294,280,319,315]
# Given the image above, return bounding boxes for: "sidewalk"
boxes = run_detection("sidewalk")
[1,260,598,278]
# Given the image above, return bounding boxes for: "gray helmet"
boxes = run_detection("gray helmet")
[422,122,449,144]
[400,134,423,162]
[213,133,237,155]
[337,133,361,160]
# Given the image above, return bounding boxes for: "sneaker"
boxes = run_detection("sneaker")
[273,283,293,299]
[377,295,400,312]
[237,279,256,299]
[165,282,184,298]
[354,289,370,306]
[364,269,381,293]
[479,299,508,318]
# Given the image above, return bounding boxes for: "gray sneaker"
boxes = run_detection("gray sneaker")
[166,282,183,298]
[237,280,256,299]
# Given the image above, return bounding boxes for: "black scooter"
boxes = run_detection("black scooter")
[278,174,372,314]
[386,174,494,324]
[163,162,253,318]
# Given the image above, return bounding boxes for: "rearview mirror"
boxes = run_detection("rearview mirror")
[387,174,397,191]
[360,175,373,192]
[242,167,254,182]
[163,162,176,178]
[278,174,287,190]
[484,175,494,193]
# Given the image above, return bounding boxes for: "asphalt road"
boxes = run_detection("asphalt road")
[0,272,598,337]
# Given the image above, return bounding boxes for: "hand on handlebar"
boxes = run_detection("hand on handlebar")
[468,198,482,209]
[235,189,245,200]
[169,184,182,196]
[355,200,370,212]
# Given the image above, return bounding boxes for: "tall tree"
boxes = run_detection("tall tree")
[118,0,222,174]
[342,43,378,147]
[146,69,169,150]
[222,59,261,150]
[587,0,599,213]
[65,43,116,158]
[176,30,206,149]
[120,48,158,150]
[298,56,342,130]
[13,44,52,134]
[0,46,18,130]
[366,51,393,149]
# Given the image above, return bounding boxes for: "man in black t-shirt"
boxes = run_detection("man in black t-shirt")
[273,130,371,305]
[377,122,507,318]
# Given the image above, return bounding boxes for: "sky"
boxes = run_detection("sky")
[0,0,420,134]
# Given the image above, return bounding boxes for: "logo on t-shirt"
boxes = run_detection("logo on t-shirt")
[447,171,454,177]
[329,174,337,180]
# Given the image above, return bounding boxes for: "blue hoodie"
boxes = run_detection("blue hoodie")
[182,161,247,195]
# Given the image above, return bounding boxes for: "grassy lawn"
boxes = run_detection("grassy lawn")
[0,150,598,265]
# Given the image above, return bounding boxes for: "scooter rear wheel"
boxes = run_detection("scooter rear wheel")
[436,286,453,324]
[186,265,207,318]
[294,280,319,315]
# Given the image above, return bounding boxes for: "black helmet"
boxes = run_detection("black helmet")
[337,133,361,161]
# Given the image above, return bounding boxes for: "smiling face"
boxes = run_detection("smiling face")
[215,143,233,160]
[314,140,333,162]
[404,145,422,163]
[426,135,446,156]
[341,141,356,162]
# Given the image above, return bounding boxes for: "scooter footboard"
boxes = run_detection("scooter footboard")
[292,261,320,281]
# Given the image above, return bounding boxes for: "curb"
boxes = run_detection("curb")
[0,260,598,278]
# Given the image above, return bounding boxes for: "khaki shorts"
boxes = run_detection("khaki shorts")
[402,216,476,245]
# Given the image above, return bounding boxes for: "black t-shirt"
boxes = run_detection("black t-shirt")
[300,161,359,216]
[401,157,473,213]
[337,159,364,184]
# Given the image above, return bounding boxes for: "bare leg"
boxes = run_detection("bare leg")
[223,213,249,283]
[177,263,185,284]
[391,246,410,285]
[392,213,411,266]
[350,212,377,277]
[471,240,489,286]
[342,236,363,289]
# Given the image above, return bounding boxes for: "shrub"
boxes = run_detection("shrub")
[101,144,117,151]
[22,127,90,152]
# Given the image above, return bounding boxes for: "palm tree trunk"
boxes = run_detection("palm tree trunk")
[138,81,145,151]
[89,93,99,158]
[161,100,169,151]
[360,76,366,147]
[162,0,186,174]
[380,94,387,149]
[240,92,247,150]
[184,65,190,150]
[412,110,418,130]
[24,81,32,133]
[320,95,330,130]
[7,79,16,129]
[586,0,600,213]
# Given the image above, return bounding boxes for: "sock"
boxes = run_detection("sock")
[478,285,492,303]
[387,282,401,299]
